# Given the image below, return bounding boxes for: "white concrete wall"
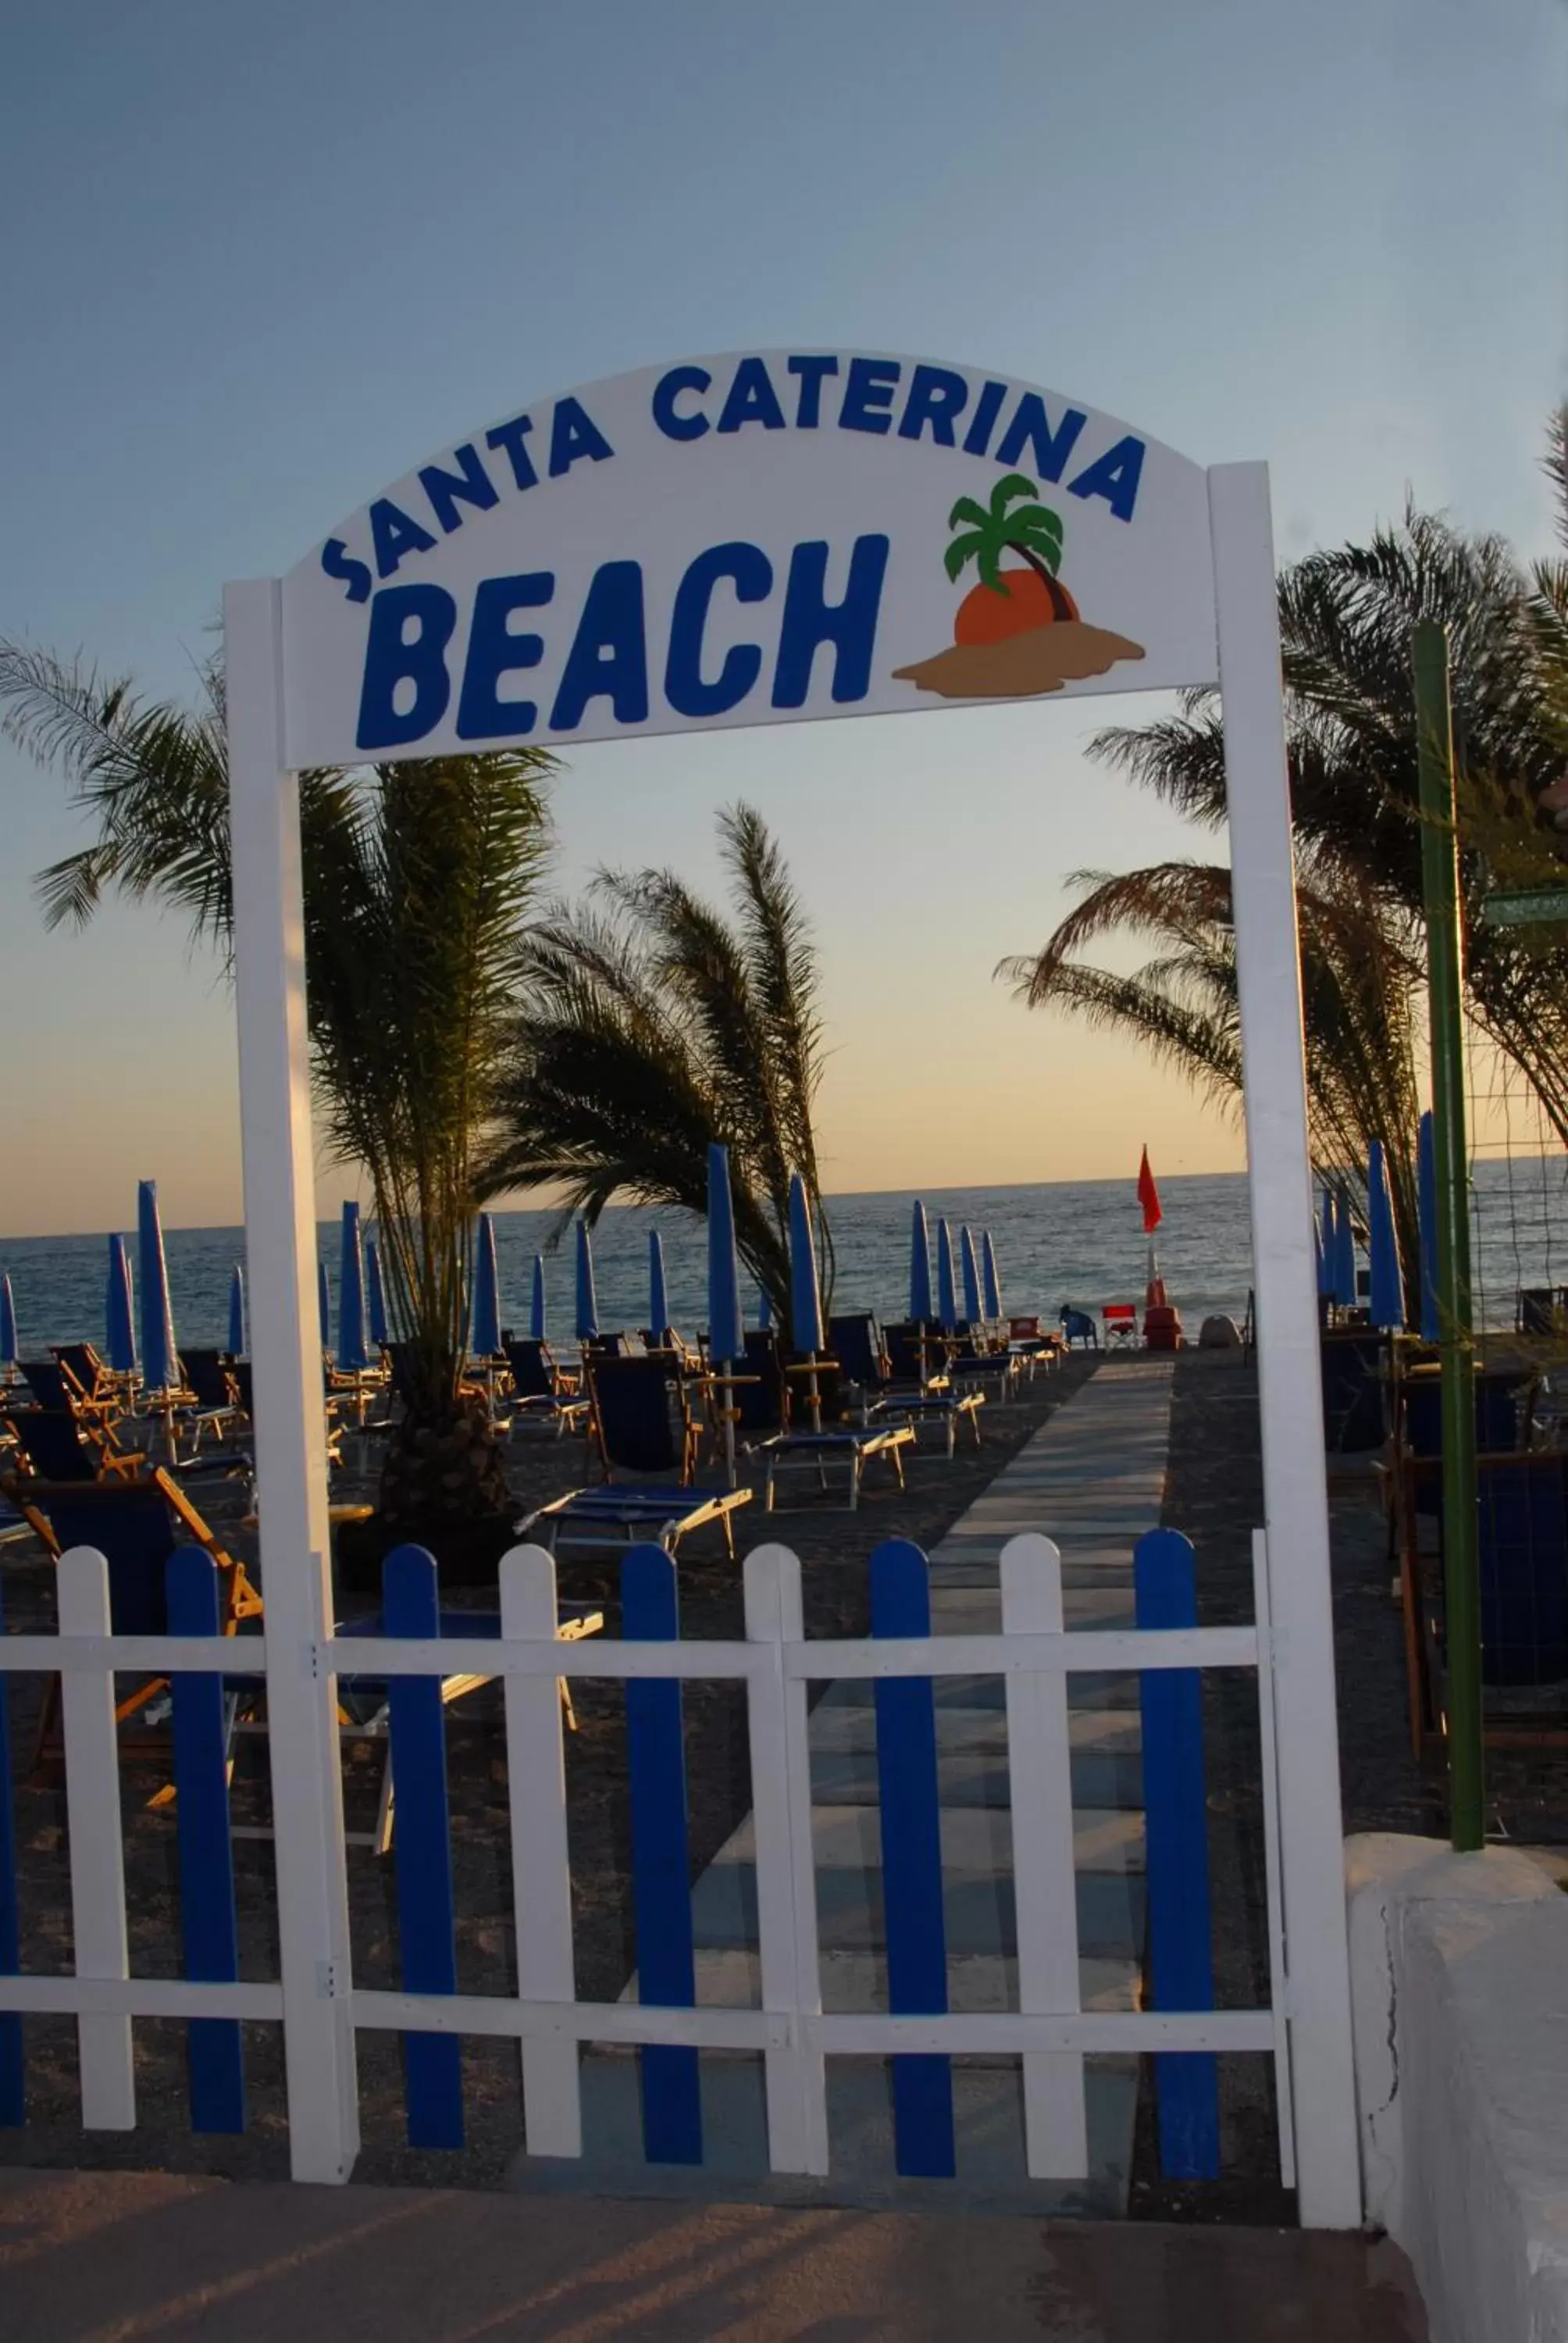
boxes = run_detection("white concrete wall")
[1347,1831,1568,2343]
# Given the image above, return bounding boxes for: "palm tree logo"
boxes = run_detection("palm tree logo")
[945,473,1079,635]
[893,469,1143,700]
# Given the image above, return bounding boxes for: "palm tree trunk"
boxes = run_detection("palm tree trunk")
[1005,541,1076,621]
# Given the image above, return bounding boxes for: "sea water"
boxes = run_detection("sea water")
[2,1161,1564,1356]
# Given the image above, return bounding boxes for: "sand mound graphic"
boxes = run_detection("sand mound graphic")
[893,622,1145,700]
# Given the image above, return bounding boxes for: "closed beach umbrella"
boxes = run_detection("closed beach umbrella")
[648,1229,670,1338]
[757,1285,772,1330]
[1367,1143,1403,1332]
[105,1234,136,1374]
[960,1225,982,1325]
[0,1274,16,1369]
[982,1230,1003,1322]
[575,1220,599,1341]
[909,1200,933,1322]
[365,1239,389,1347]
[529,1252,547,1342]
[707,1146,745,1485]
[1317,1189,1336,1297]
[1333,1189,1356,1310]
[317,1258,332,1353]
[1417,1111,1440,1343]
[137,1180,177,1393]
[227,1264,247,1357]
[338,1202,372,1371]
[787,1172,824,1355]
[470,1210,502,1360]
[935,1216,958,1333]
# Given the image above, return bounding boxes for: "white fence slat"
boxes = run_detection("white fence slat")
[1252,1529,1297,2191]
[1000,1534,1088,2177]
[57,1548,135,2129]
[500,1545,582,2158]
[744,1546,828,2174]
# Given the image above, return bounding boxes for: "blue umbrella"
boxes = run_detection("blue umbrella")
[470,1211,502,1360]
[909,1200,933,1322]
[707,1146,745,1485]
[105,1234,136,1374]
[137,1180,177,1393]
[575,1220,599,1341]
[0,1274,16,1368]
[757,1285,772,1330]
[649,1229,670,1338]
[707,1147,745,1364]
[1417,1111,1440,1343]
[339,1202,372,1371]
[529,1253,547,1342]
[227,1264,247,1357]
[1367,1143,1404,1332]
[982,1230,1003,1321]
[935,1216,958,1333]
[317,1258,332,1353]
[960,1225,982,1325]
[1333,1189,1357,1310]
[787,1172,824,1354]
[365,1239,389,1346]
[1317,1187,1336,1297]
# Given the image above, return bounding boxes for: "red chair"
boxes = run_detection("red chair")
[1102,1303,1140,1350]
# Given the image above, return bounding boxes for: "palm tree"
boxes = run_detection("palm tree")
[946,473,1077,619]
[1086,476,1568,1139]
[998,856,1427,1311]
[483,804,829,1336]
[0,640,554,1528]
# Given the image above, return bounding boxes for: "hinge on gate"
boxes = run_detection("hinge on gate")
[316,1960,344,2000]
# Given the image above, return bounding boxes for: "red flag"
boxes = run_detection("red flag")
[1137,1146,1162,1234]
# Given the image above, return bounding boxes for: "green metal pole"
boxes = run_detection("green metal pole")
[1413,619,1483,1850]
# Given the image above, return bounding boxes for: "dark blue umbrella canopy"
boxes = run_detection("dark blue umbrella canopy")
[227,1264,247,1357]
[317,1258,332,1353]
[1317,1188,1336,1297]
[787,1173,823,1353]
[1333,1191,1357,1309]
[529,1253,547,1342]
[909,1200,933,1321]
[1367,1143,1403,1332]
[960,1225,982,1324]
[757,1285,772,1331]
[981,1230,1003,1321]
[469,1211,503,1359]
[935,1215,958,1333]
[105,1234,136,1374]
[1417,1111,1440,1343]
[648,1229,670,1338]
[575,1220,599,1340]
[137,1181,177,1392]
[707,1145,745,1364]
[0,1274,15,1368]
[365,1239,389,1347]
[338,1202,372,1371]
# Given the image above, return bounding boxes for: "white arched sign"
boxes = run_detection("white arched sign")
[224,351,1358,2222]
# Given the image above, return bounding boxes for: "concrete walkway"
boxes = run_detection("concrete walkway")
[515,1358,1174,2212]
[0,2166,1429,2341]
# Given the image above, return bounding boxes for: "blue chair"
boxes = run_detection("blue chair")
[830,1312,984,1457]
[1059,1307,1099,1350]
[501,1339,588,1438]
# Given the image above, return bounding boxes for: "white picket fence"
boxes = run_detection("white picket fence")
[0,1530,1298,2187]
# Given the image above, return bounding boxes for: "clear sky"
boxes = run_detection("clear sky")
[2,0,1563,1236]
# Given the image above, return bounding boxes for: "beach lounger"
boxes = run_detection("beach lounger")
[172,1347,251,1459]
[759,1421,915,1512]
[4,1403,146,1482]
[501,1339,588,1436]
[587,1353,704,1482]
[49,1343,122,1421]
[830,1312,984,1457]
[516,1482,753,1559]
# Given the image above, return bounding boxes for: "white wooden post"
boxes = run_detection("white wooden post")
[743,1544,829,2174]
[1208,464,1360,2227]
[1000,1532,1086,2177]
[500,1542,582,2156]
[58,1547,134,2129]
[225,578,359,2181]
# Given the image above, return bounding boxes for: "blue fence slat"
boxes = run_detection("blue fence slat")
[0,1576,22,2125]
[1134,1527,1220,2180]
[871,1538,954,2178]
[622,1543,700,2165]
[166,1550,245,2133]
[384,1544,463,2151]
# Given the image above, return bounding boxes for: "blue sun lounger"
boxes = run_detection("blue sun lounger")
[515,1482,753,1559]
[829,1313,985,1458]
